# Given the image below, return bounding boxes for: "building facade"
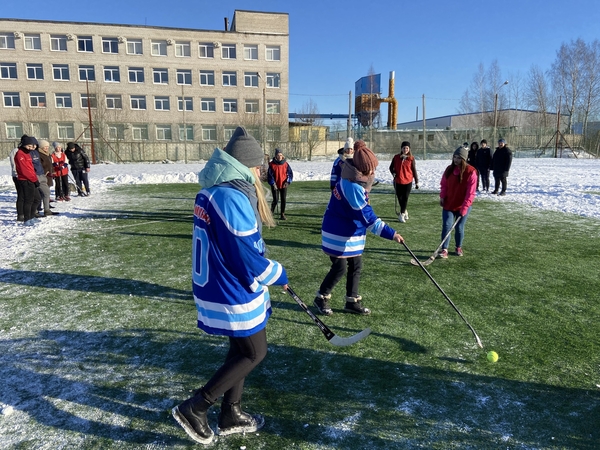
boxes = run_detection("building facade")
[0,10,289,157]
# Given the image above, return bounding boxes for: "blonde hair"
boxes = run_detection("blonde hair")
[251,167,276,228]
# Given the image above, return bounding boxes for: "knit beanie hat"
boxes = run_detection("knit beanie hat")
[401,141,410,148]
[352,140,379,173]
[343,137,354,151]
[224,126,264,168]
[52,141,63,150]
[66,142,76,150]
[454,146,468,161]
[498,139,506,144]
[20,135,39,147]
[38,139,50,148]
[275,148,282,156]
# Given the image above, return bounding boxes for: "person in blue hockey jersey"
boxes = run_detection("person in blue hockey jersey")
[314,140,404,316]
[172,126,288,445]
[330,137,354,190]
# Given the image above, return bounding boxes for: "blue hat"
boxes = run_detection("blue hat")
[498,139,506,144]
[275,148,282,155]
[20,135,39,147]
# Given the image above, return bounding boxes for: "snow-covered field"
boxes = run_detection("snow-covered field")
[2,155,600,270]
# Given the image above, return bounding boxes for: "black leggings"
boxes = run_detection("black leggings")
[270,186,287,214]
[394,182,412,214]
[201,328,268,404]
[319,255,363,298]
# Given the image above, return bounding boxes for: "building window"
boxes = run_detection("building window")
[130,95,146,110]
[221,44,236,59]
[0,33,15,49]
[200,98,216,112]
[266,73,280,88]
[106,94,122,109]
[79,65,95,81]
[202,125,217,141]
[104,66,120,82]
[178,96,193,111]
[179,124,194,141]
[153,68,168,84]
[126,39,143,55]
[31,122,49,138]
[102,37,119,54]
[199,70,214,86]
[244,44,258,60]
[222,71,237,86]
[24,34,41,51]
[57,123,75,140]
[224,126,237,141]
[199,43,214,58]
[3,92,20,107]
[175,41,190,57]
[81,93,97,108]
[55,93,72,108]
[132,124,148,140]
[267,100,280,114]
[266,45,281,61]
[29,92,46,107]
[108,124,125,140]
[78,36,93,52]
[245,99,259,113]
[244,72,259,87]
[151,40,167,56]
[223,99,237,113]
[154,96,170,110]
[53,64,70,81]
[267,127,281,142]
[26,63,44,80]
[176,69,192,85]
[128,67,144,83]
[50,35,67,51]
[6,123,23,139]
[1,62,17,79]
[156,124,172,140]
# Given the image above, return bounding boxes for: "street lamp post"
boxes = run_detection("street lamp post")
[493,80,509,145]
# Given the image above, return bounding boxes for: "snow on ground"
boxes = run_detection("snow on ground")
[1,155,599,270]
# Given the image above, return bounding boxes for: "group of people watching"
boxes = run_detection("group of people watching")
[10,135,92,226]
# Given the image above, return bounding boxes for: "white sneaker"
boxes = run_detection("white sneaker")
[398,213,406,223]
[404,210,409,220]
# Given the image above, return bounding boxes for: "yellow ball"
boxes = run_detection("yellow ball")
[487,351,499,363]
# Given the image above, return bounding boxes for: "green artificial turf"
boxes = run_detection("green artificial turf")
[0,181,599,449]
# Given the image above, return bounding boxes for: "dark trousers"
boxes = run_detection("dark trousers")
[13,176,24,218]
[493,175,507,193]
[394,182,412,213]
[270,186,287,215]
[55,174,70,198]
[201,328,268,404]
[319,255,363,299]
[72,169,90,194]
[478,168,490,191]
[18,179,41,221]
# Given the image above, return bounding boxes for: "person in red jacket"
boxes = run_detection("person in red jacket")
[51,142,71,201]
[389,141,418,222]
[14,135,42,226]
[267,148,293,220]
[439,146,477,258]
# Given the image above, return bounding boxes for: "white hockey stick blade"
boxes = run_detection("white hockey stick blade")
[328,327,371,347]
[410,256,435,266]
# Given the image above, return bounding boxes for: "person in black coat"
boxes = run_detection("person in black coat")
[476,139,492,192]
[491,139,513,195]
[65,142,91,196]
[467,142,479,191]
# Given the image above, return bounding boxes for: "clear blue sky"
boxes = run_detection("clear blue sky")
[4,0,600,124]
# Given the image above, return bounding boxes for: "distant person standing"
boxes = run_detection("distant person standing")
[51,142,71,201]
[9,144,25,221]
[37,140,59,216]
[29,142,47,215]
[330,137,354,190]
[267,148,293,220]
[476,139,492,192]
[491,139,513,196]
[439,146,477,258]
[14,136,42,226]
[389,141,419,222]
[65,142,91,196]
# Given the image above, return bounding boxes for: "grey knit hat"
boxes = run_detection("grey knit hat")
[223,127,264,168]
[454,146,468,161]
[52,141,63,149]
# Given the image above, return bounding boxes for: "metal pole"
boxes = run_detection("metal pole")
[422,94,427,160]
[347,90,352,139]
[493,93,499,146]
[85,79,96,164]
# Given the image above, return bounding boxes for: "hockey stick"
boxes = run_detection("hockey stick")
[402,241,483,348]
[68,172,86,196]
[410,216,462,266]
[285,287,371,347]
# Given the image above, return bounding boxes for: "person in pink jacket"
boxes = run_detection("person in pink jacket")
[439,146,477,258]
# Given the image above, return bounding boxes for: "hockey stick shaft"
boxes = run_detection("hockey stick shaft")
[411,216,462,266]
[285,287,371,347]
[402,241,483,348]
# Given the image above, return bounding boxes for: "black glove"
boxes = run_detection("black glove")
[34,181,40,188]
[415,183,419,190]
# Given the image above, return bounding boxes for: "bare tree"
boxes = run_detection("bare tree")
[525,64,553,128]
[578,39,600,135]
[294,99,324,160]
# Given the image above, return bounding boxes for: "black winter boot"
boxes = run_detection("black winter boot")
[344,295,371,315]
[217,401,265,436]
[172,392,215,444]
